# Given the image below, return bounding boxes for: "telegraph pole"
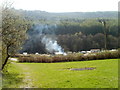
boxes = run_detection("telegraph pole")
[98,19,109,50]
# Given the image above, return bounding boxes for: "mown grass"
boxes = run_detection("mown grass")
[2,63,24,88]
[2,59,118,88]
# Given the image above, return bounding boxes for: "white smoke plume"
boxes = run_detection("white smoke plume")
[35,24,66,55]
[41,35,66,55]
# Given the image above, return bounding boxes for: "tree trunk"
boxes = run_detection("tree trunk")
[2,54,10,70]
[2,45,10,70]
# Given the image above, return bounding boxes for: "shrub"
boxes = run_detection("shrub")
[17,50,119,63]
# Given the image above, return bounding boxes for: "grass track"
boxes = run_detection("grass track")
[3,59,118,88]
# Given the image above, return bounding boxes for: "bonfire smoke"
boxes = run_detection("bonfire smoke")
[41,36,65,54]
[34,24,66,54]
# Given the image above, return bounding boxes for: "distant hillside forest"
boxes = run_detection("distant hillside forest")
[19,10,119,54]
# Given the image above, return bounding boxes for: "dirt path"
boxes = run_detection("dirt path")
[16,64,36,88]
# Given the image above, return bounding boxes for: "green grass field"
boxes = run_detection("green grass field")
[3,59,118,88]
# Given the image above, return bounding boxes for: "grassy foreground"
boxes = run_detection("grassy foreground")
[3,59,118,88]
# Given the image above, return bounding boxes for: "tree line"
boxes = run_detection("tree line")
[21,18,119,53]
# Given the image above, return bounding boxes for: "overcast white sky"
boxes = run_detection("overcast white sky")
[4,0,120,12]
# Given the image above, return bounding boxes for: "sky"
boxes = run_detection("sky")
[3,0,120,12]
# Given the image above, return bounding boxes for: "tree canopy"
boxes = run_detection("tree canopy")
[2,4,28,69]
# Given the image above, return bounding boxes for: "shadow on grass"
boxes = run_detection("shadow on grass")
[2,72,24,88]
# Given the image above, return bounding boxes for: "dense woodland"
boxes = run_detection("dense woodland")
[18,10,119,54]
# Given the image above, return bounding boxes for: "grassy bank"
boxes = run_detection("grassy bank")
[2,59,118,88]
